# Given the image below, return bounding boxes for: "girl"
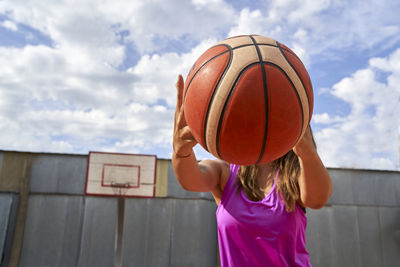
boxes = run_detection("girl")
[172,75,332,267]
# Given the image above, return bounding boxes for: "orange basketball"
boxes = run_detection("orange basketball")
[183,35,313,165]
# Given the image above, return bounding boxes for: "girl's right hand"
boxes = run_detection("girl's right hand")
[173,75,197,157]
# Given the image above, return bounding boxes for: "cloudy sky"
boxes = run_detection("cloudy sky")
[0,0,399,170]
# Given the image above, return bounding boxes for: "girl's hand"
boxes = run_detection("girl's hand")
[293,126,317,159]
[173,75,197,157]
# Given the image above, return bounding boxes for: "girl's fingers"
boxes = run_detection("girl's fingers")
[174,75,185,126]
[176,75,184,110]
[180,125,195,140]
[173,74,197,150]
[175,105,187,129]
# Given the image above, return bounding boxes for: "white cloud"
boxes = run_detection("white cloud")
[0,45,134,113]
[0,0,230,157]
[0,23,217,156]
[129,38,217,107]
[118,0,235,53]
[227,0,400,65]
[1,20,18,31]
[0,42,159,154]
[229,8,275,37]
[0,0,235,55]
[314,48,400,170]
[312,113,345,125]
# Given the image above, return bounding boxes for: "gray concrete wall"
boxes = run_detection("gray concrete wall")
[306,168,400,267]
[0,151,217,267]
[0,193,19,267]
[0,150,399,267]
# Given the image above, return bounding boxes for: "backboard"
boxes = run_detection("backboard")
[85,151,157,197]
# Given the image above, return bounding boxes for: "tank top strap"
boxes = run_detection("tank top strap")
[230,164,240,177]
[223,164,240,195]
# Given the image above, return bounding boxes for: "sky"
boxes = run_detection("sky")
[0,0,399,170]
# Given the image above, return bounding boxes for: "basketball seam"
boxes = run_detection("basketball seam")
[186,43,276,153]
[215,61,263,160]
[184,43,279,100]
[183,44,232,150]
[203,46,233,151]
[263,60,305,146]
[277,41,312,123]
[234,43,277,49]
[184,44,231,99]
[250,35,269,165]
[280,46,302,62]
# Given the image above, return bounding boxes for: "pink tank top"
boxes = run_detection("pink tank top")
[216,164,311,267]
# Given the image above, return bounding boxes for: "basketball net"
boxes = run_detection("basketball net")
[110,181,130,197]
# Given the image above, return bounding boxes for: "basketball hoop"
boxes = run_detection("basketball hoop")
[110,181,131,197]
[85,152,156,198]
[84,152,157,267]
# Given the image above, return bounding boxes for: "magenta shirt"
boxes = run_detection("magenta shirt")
[216,164,312,267]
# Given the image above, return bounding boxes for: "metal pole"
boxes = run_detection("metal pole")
[114,196,125,267]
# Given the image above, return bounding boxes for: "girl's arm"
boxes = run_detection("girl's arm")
[172,75,227,192]
[294,127,333,209]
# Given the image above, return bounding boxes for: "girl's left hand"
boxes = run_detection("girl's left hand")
[293,126,317,159]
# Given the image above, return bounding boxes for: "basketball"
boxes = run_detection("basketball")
[183,35,313,165]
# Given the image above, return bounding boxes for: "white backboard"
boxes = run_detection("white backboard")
[85,152,157,197]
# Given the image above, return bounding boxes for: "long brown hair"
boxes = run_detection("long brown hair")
[237,130,316,212]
